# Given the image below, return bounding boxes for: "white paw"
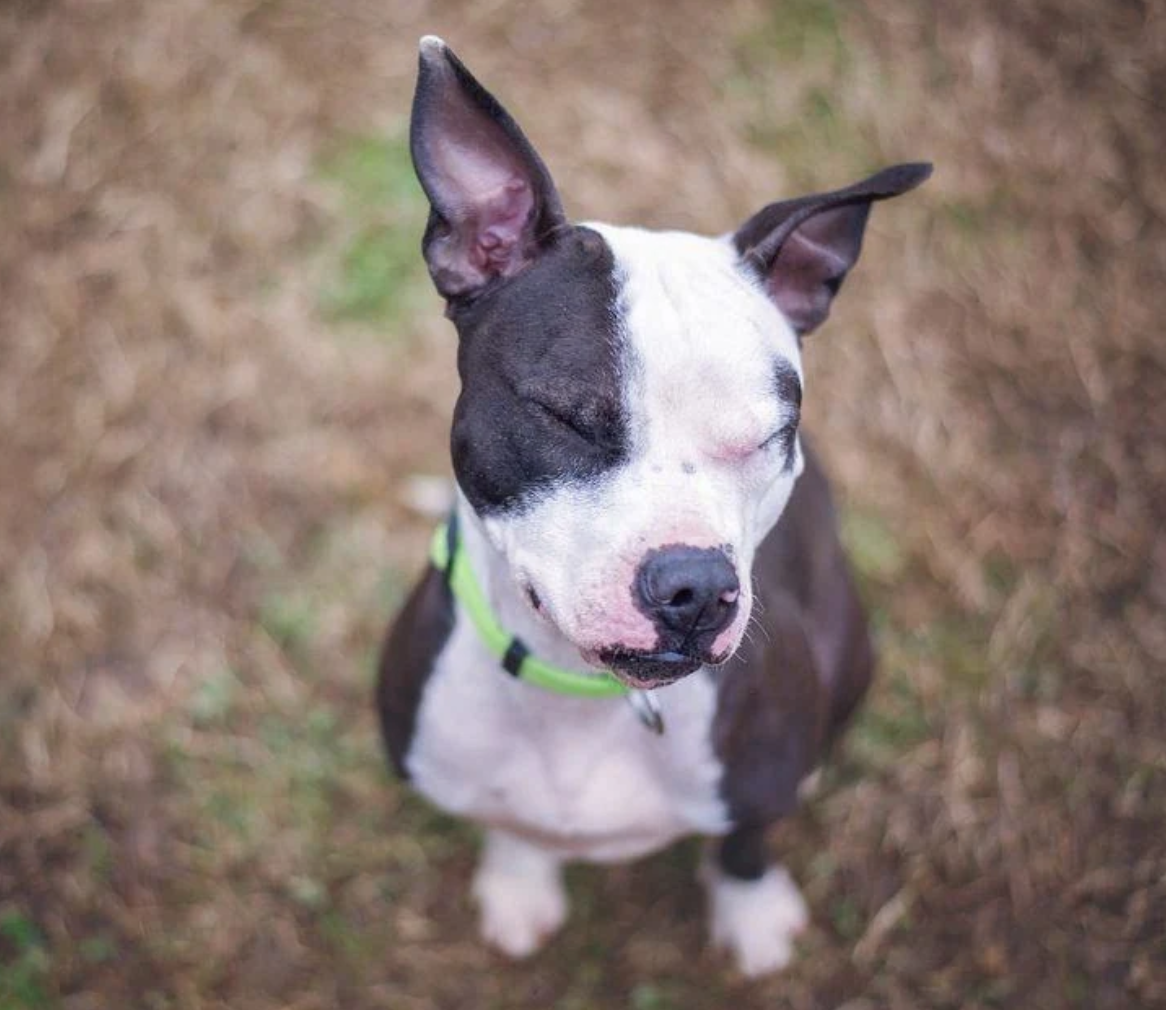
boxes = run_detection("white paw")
[471,836,567,959]
[705,865,809,978]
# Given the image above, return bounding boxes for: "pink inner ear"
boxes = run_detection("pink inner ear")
[428,117,536,277]
[766,228,850,334]
[472,178,534,270]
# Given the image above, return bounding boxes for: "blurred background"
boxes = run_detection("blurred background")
[1,1,1163,1007]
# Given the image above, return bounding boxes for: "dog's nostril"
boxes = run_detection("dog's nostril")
[635,546,740,639]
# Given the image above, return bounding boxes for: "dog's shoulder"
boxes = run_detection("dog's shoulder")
[711,443,873,825]
[711,589,830,827]
[376,563,455,779]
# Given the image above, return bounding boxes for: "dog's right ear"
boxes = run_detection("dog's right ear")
[410,37,567,301]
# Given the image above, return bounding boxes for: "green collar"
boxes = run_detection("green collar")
[431,518,630,700]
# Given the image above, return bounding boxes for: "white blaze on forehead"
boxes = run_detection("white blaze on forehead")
[586,224,803,459]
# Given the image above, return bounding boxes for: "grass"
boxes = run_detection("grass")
[0,911,51,1010]
[317,133,430,327]
[729,0,882,186]
[258,589,319,657]
[841,507,908,583]
[737,0,843,62]
[188,667,240,727]
[847,671,933,770]
[1,0,1163,1007]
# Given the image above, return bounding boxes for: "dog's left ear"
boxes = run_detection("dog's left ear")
[734,163,932,336]
[410,36,568,301]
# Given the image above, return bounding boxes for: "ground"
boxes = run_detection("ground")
[1,1,1164,1008]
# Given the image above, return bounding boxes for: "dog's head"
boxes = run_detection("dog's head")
[410,37,928,687]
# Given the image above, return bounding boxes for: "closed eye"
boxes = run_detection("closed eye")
[759,421,799,453]
[534,400,594,442]
[531,397,625,452]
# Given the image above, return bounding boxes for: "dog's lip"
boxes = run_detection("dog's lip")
[597,648,705,687]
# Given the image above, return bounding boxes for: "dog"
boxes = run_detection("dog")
[377,36,930,977]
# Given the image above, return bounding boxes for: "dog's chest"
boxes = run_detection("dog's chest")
[405,617,729,861]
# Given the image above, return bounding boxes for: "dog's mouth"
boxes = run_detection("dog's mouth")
[595,648,710,688]
[520,577,738,687]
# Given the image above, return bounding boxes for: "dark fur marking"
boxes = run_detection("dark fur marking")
[718,824,769,882]
[449,226,629,514]
[713,443,874,827]
[773,360,803,410]
[772,360,802,473]
[376,564,455,779]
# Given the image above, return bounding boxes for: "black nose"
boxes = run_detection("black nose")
[635,546,740,642]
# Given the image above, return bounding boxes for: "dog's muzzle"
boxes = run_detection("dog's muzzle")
[595,545,741,687]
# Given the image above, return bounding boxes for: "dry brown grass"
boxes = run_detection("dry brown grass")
[1,1,1163,1007]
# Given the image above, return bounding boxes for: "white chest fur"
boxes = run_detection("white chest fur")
[406,614,730,863]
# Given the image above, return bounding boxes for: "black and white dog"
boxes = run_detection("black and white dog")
[378,36,929,976]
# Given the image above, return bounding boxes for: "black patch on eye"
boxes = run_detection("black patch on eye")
[773,360,802,410]
[448,227,630,514]
[779,424,800,473]
[527,380,624,450]
[760,422,799,470]
[771,360,802,473]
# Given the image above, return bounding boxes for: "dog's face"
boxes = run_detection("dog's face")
[447,223,804,685]
[410,37,929,686]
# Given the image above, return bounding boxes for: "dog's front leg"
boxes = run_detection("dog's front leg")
[701,824,809,977]
[472,829,568,959]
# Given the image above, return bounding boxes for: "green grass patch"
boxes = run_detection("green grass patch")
[630,982,678,1010]
[847,670,932,770]
[914,617,992,693]
[829,894,863,941]
[0,910,53,1009]
[729,0,886,187]
[739,0,843,61]
[320,224,423,324]
[842,601,995,775]
[317,133,430,327]
[258,590,318,658]
[259,706,357,834]
[80,823,113,885]
[389,789,478,854]
[77,934,117,966]
[164,686,371,878]
[841,507,908,585]
[320,134,422,211]
[741,86,878,187]
[189,668,240,727]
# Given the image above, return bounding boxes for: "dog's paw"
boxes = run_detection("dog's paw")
[705,864,809,977]
[472,864,567,958]
[471,835,567,959]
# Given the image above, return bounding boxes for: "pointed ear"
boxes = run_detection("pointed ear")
[733,163,932,336]
[410,37,567,301]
